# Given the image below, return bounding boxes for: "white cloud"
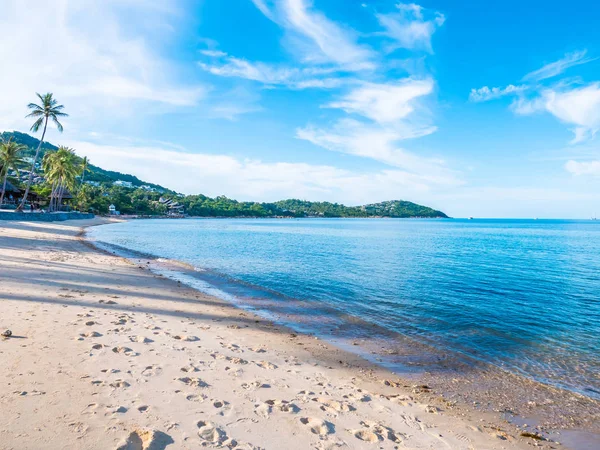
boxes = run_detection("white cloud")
[66,140,461,205]
[472,49,600,144]
[0,0,205,129]
[522,50,597,82]
[376,2,445,53]
[200,49,228,58]
[469,84,527,102]
[251,0,375,70]
[296,119,455,184]
[251,0,277,21]
[199,53,347,89]
[565,160,600,176]
[515,83,600,144]
[326,78,434,123]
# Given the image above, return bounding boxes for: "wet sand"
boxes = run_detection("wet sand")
[0,218,594,449]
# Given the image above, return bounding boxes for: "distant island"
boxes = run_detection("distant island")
[2,131,448,219]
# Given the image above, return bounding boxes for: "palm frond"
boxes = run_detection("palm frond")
[30,117,44,132]
[25,110,44,118]
[52,116,64,133]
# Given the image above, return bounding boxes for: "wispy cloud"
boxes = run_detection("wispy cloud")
[200,49,228,58]
[199,52,347,89]
[522,50,597,82]
[514,83,600,144]
[250,0,277,21]
[469,84,527,102]
[296,119,454,184]
[471,50,600,143]
[325,78,434,124]
[565,160,600,176]
[376,2,445,53]
[251,0,375,70]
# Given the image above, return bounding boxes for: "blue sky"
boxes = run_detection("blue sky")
[2,0,600,218]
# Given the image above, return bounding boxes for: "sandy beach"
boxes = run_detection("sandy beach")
[0,218,573,449]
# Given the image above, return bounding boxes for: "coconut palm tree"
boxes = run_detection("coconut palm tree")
[79,156,90,187]
[0,137,26,207]
[43,147,79,212]
[17,93,68,211]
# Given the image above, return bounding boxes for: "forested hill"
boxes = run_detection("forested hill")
[1,131,171,193]
[1,131,448,218]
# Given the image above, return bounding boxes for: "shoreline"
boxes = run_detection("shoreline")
[0,218,595,449]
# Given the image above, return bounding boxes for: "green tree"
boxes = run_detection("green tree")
[79,156,90,188]
[43,147,79,211]
[0,137,26,207]
[76,184,91,212]
[18,93,68,211]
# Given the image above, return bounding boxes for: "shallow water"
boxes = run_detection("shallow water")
[89,218,600,398]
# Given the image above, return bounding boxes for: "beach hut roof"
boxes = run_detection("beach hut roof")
[51,188,74,199]
[0,180,20,194]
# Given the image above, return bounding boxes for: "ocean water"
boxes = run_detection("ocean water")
[88,218,600,398]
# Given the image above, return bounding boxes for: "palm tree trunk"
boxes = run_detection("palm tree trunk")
[0,170,8,207]
[58,183,65,211]
[17,117,48,211]
[49,181,57,212]
[55,183,61,212]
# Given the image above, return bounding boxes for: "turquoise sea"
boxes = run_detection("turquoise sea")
[89,218,600,399]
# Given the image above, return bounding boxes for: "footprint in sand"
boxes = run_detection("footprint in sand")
[257,399,300,418]
[211,353,248,365]
[249,347,267,353]
[210,399,232,416]
[112,346,138,356]
[172,335,199,342]
[255,361,277,370]
[185,393,208,402]
[82,403,100,415]
[241,380,270,390]
[79,331,102,339]
[398,414,423,431]
[109,380,131,389]
[142,364,162,377]
[180,364,200,373]
[177,377,209,388]
[350,421,402,444]
[220,342,242,352]
[268,399,300,413]
[116,429,174,450]
[212,399,228,409]
[197,421,227,445]
[129,336,153,344]
[300,417,335,436]
[312,397,355,414]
